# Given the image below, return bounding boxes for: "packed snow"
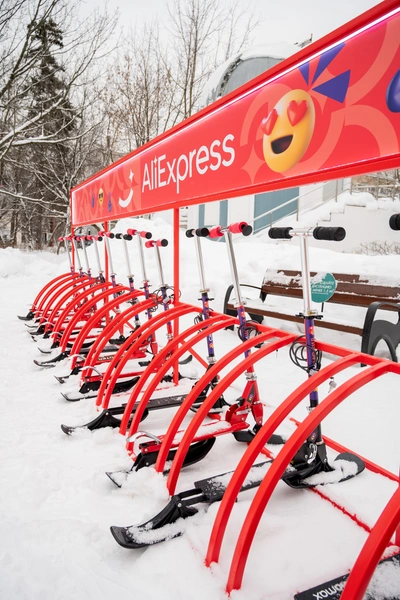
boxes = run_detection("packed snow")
[1,215,400,600]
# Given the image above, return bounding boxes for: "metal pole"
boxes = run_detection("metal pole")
[195,235,207,291]
[122,237,133,278]
[93,239,103,276]
[103,235,115,275]
[155,245,166,286]
[71,238,82,273]
[64,239,73,272]
[299,234,315,316]
[225,231,244,308]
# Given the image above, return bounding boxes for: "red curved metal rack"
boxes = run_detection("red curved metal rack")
[40,277,95,330]
[341,487,400,600]
[44,279,120,337]
[35,274,91,325]
[68,293,150,370]
[119,312,236,435]
[96,303,205,409]
[154,328,296,490]
[31,272,79,315]
[55,282,126,347]
[219,359,399,593]
[80,297,175,384]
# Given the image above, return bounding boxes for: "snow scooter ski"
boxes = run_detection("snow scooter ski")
[60,227,228,434]
[110,226,366,549]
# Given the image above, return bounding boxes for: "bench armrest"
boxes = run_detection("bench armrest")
[361,301,400,360]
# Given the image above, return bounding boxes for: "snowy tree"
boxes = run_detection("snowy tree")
[102,0,259,162]
[0,0,117,248]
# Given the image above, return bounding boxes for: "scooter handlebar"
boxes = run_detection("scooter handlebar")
[145,239,168,248]
[186,227,210,238]
[123,234,133,241]
[126,228,152,239]
[268,227,293,239]
[313,226,346,241]
[228,221,252,236]
[389,214,400,231]
[208,226,224,239]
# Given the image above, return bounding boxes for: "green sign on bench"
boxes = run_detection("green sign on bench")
[311,273,337,304]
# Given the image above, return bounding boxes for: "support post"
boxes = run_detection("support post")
[173,208,180,385]
[396,467,400,546]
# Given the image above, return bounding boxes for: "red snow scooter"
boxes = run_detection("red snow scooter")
[110,225,365,549]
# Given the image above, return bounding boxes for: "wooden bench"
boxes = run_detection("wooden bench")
[223,269,400,361]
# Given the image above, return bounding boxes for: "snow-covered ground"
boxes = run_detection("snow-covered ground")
[1,216,400,600]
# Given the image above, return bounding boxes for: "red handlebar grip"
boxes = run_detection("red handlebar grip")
[145,239,168,248]
[127,228,137,236]
[208,226,223,238]
[140,231,152,239]
[228,222,247,234]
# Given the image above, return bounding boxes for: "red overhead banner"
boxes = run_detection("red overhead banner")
[71,1,400,226]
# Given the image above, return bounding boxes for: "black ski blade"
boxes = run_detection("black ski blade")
[61,406,129,435]
[106,437,217,487]
[282,451,365,489]
[133,437,216,471]
[55,375,69,383]
[37,346,53,354]
[113,376,140,394]
[79,375,140,396]
[110,494,200,548]
[33,359,57,369]
[18,311,35,321]
[294,552,400,600]
[178,354,193,365]
[60,390,97,402]
[110,460,273,548]
[105,467,135,488]
[33,351,68,367]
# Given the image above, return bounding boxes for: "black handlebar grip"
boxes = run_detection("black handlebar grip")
[108,232,115,239]
[160,239,168,247]
[389,214,400,231]
[115,233,123,239]
[196,227,210,237]
[313,226,346,241]
[123,234,133,241]
[242,225,252,236]
[268,227,293,239]
[186,227,210,238]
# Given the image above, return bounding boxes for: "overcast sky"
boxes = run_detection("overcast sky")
[96,0,381,47]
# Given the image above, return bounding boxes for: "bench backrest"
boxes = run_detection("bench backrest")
[262,270,400,308]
